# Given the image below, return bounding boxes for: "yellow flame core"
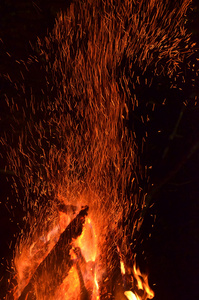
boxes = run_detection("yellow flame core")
[124,291,138,300]
[74,217,97,262]
[133,264,154,299]
[120,260,126,275]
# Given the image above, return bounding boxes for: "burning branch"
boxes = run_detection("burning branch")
[18,206,89,300]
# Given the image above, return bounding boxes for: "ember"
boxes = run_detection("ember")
[2,0,195,299]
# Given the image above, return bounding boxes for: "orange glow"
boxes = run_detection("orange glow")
[55,266,80,300]
[56,216,100,299]
[93,272,100,300]
[120,260,126,275]
[133,263,154,299]
[73,217,97,262]
[124,291,138,300]
[122,262,155,300]
[13,205,155,299]
[118,246,126,275]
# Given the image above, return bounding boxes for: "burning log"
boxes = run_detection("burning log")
[18,206,89,300]
[72,247,90,300]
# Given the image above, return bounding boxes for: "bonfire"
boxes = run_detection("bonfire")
[1,0,197,299]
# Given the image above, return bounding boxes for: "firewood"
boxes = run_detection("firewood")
[18,206,89,300]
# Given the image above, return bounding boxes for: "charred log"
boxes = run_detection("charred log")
[18,206,89,300]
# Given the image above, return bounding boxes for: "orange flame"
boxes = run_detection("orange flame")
[74,217,97,262]
[124,291,138,300]
[122,262,154,300]
[56,216,100,299]
[133,263,154,299]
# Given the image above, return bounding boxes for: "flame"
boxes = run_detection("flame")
[92,272,100,300]
[117,246,126,276]
[55,266,80,300]
[120,260,126,276]
[116,245,154,300]
[122,262,154,300]
[133,263,154,299]
[57,216,100,300]
[13,204,155,300]
[74,217,97,263]
[124,291,138,300]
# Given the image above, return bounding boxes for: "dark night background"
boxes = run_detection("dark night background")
[0,0,199,299]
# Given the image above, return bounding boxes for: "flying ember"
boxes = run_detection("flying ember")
[3,0,194,299]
